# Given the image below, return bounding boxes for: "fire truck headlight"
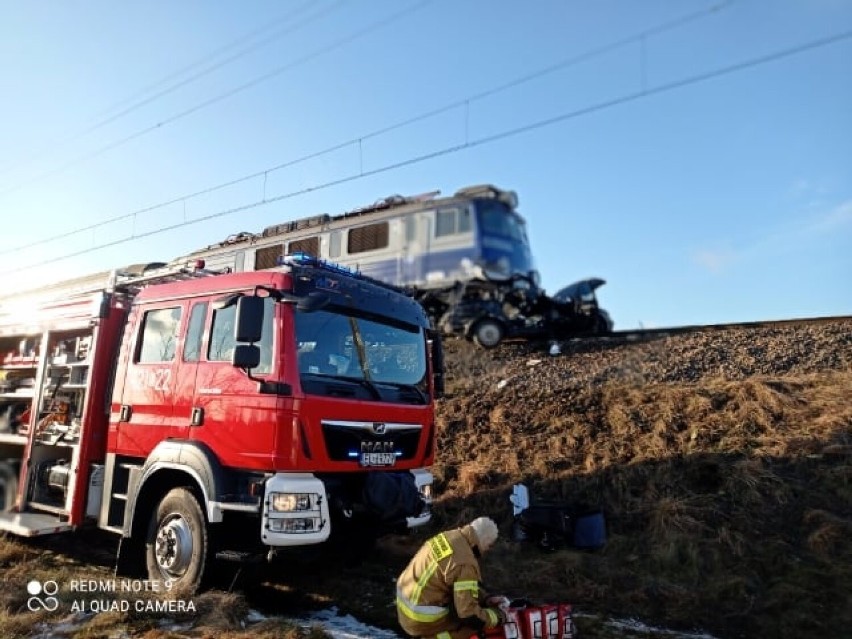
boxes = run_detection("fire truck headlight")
[419,484,432,501]
[267,517,322,533]
[269,492,316,512]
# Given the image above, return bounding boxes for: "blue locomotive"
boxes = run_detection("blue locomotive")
[177,184,611,347]
[182,184,535,290]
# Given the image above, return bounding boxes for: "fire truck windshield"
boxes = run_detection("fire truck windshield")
[295,308,428,403]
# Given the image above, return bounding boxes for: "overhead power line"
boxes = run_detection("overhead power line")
[0,0,432,199]
[0,0,734,258]
[88,1,324,122]
[3,26,849,277]
[0,1,334,178]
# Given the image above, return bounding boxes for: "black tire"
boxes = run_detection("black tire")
[593,310,610,335]
[472,318,504,349]
[145,487,209,592]
[0,461,17,512]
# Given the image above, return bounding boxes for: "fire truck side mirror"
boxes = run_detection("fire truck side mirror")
[232,344,260,369]
[235,296,264,343]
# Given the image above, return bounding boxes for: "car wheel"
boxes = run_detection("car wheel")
[472,319,504,349]
[145,487,209,592]
[592,310,610,335]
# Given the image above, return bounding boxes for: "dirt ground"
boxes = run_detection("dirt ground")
[256,320,851,638]
[422,320,852,638]
[1,319,849,638]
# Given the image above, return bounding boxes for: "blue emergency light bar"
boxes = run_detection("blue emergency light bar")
[280,252,407,296]
[280,252,359,277]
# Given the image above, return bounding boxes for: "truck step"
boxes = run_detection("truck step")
[0,512,73,536]
[215,550,263,564]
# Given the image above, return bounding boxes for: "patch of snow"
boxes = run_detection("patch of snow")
[156,618,194,632]
[245,608,268,623]
[31,612,94,638]
[302,606,402,639]
[599,615,718,638]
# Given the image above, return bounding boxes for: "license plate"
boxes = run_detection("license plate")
[360,452,396,467]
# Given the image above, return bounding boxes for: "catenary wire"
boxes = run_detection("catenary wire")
[0,0,432,200]
[0,1,339,179]
[3,27,849,277]
[0,0,733,257]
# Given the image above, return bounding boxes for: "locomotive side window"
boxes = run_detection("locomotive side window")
[137,307,181,363]
[435,210,454,237]
[329,231,342,258]
[288,236,319,256]
[348,221,389,254]
[458,207,471,233]
[435,207,471,237]
[404,216,418,242]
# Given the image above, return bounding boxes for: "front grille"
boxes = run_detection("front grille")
[321,421,422,462]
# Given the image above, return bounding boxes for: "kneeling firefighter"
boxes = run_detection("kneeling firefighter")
[397,516,506,639]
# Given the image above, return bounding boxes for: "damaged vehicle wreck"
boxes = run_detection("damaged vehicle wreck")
[415,270,613,349]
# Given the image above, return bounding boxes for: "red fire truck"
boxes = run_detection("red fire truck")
[0,254,440,590]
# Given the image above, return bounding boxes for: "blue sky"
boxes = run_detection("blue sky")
[0,0,849,328]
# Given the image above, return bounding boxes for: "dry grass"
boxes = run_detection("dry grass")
[1,323,849,638]
[279,349,851,637]
[0,534,333,639]
[417,327,852,637]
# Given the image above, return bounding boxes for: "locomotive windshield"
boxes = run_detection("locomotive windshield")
[294,308,428,404]
[475,199,535,276]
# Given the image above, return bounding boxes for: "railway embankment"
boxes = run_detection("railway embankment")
[423,318,852,638]
[1,318,849,638]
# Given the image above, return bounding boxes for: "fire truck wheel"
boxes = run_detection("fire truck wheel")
[0,462,17,512]
[472,318,504,349]
[145,487,208,592]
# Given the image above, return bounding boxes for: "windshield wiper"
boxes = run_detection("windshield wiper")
[306,372,383,401]
[375,381,428,405]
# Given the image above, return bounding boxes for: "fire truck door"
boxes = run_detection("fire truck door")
[188,297,278,469]
[114,303,186,454]
[172,301,207,437]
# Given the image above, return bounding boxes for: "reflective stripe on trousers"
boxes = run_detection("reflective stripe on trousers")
[396,588,450,623]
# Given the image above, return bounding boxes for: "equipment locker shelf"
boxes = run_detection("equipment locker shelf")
[1,327,92,522]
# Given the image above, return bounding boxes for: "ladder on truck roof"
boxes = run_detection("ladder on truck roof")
[0,261,222,333]
[109,261,224,296]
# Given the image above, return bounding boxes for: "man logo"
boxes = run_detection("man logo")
[372,422,387,435]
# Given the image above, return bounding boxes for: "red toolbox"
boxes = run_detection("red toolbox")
[477,602,576,639]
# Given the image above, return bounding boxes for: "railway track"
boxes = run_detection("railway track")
[565,313,852,346]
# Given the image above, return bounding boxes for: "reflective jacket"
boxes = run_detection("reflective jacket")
[396,524,501,637]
